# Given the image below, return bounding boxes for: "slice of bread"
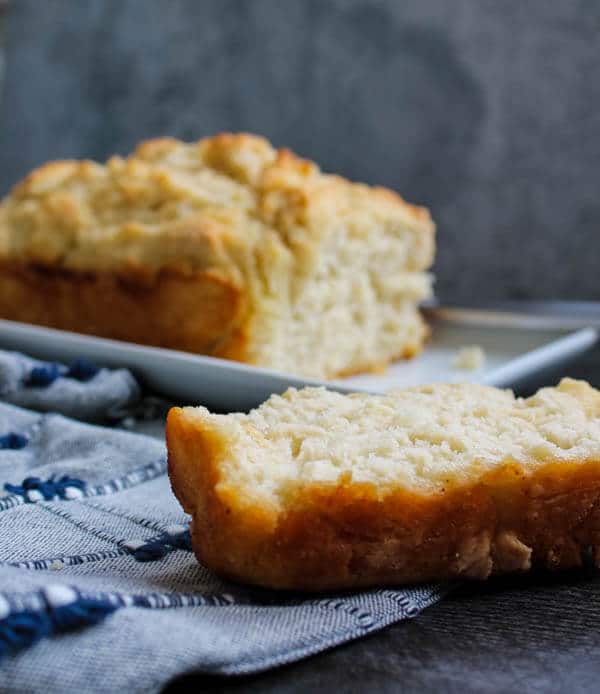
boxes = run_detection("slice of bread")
[167,378,600,590]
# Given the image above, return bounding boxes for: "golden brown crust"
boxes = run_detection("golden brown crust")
[0,262,250,358]
[1,132,432,275]
[167,406,600,591]
[10,159,104,198]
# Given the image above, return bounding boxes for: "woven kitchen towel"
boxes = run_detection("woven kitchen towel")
[0,350,445,693]
[0,350,141,422]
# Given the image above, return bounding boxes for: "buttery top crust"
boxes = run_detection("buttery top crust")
[0,133,434,281]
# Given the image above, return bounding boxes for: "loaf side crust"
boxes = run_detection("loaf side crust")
[167,407,600,591]
[0,262,249,358]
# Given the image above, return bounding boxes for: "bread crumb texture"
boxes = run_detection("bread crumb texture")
[167,379,600,589]
[0,133,435,377]
[182,379,600,501]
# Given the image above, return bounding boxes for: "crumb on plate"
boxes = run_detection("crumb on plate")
[453,345,486,370]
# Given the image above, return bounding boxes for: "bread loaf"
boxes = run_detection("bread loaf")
[0,133,435,378]
[167,378,600,590]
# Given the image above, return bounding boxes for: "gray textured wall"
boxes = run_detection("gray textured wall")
[0,0,598,301]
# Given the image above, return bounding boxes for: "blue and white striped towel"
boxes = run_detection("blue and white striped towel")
[0,349,445,693]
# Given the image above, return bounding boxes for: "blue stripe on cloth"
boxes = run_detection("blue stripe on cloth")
[25,363,63,388]
[64,359,100,383]
[0,458,167,512]
[0,432,29,450]
[8,549,131,571]
[0,585,238,659]
[123,529,193,562]
[24,359,100,388]
[4,475,86,502]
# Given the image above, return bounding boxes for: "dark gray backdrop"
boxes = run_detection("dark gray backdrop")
[1,0,598,302]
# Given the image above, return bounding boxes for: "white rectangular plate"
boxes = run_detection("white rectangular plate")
[0,318,596,412]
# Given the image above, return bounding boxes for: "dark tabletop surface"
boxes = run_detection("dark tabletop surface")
[164,345,600,694]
